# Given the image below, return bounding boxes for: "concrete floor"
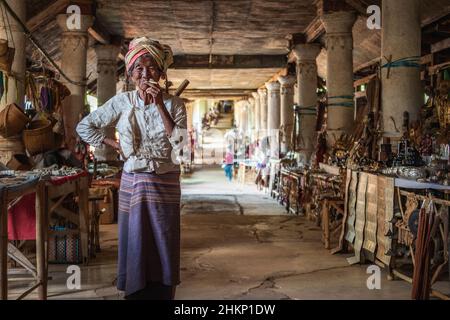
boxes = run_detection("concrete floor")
[9,166,418,299]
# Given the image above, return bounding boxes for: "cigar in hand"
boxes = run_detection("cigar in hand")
[143,79,159,104]
[144,79,158,86]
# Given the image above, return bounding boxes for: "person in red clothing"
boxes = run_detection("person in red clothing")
[223,145,234,181]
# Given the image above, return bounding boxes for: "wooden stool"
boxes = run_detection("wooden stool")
[321,198,344,250]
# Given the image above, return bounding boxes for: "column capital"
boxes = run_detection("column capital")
[265,81,280,92]
[292,43,321,62]
[321,11,356,34]
[95,44,120,62]
[257,87,267,97]
[251,92,259,99]
[277,75,296,88]
[248,97,255,105]
[56,14,94,34]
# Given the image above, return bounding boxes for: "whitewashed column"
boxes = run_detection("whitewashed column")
[277,75,296,155]
[381,0,422,138]
[265,81,281,159]
[293,44,321,163]
[57,14,94,151]
[321,11,357,143]
[258,88,268,138]
[93,44,119,161]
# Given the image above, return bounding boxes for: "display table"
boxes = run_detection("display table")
[1,169,91,300]
[338,169,449,300]
[43,172,90,265]
[278,168,305,215]
[268,159,281,198]
[307,170,344,225]
[237,160,257,186]
[0,175,47,300]
[391,185,449,300]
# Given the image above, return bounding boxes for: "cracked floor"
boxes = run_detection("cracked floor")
[9,166,415,299]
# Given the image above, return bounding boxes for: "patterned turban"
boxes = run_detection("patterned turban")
[124,37,174,73]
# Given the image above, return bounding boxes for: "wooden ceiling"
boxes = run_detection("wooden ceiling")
[95,0,317,55]
[24,0,450,99]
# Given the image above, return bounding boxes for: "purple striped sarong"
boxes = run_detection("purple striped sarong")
[117,171,181,297]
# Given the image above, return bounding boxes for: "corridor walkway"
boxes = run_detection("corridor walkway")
[176,166,411,299]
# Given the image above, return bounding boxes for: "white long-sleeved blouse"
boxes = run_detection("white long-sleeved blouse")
[76,90,187,174]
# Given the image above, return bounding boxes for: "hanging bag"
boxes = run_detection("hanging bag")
[0,38,14,74]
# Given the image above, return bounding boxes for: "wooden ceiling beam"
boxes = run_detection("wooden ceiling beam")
[87,20,111,45]
[176,89,252,100]
[318,0,355,14]
[304,16,324,43]
[26,0,69,32]
[171,55,287,69]
[431,37,450,54]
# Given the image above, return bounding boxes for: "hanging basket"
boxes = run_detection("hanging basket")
[0,39,15,74]
[0,103,30,138]
[23,119,55,156]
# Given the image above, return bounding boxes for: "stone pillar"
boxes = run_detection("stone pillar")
[0,0,27,166]
[321,11,356,142]
[277,75,296,156]
[186,102,194,131]
[265,81,281,159]
[247,97,255,141]
[57,14,94,152]
[239,101,248,134]
[243,103,249,135]
[293,44,321,163]
[93,44,119,161]
[118,73,135,92]
[258,88,268,138]
[381,0,422,138]
[252,92,260,140]
[234,103,240,129]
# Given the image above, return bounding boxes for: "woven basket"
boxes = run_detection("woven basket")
[23,119,55,156]
[0,103,30,138]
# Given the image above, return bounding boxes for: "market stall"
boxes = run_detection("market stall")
[0,173,46,300]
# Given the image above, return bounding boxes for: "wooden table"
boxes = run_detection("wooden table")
[0,176,47,300]
[321,198,345,250]
[390,183,450,300]
[44,174,90,265]
[279,169,304,215]
[237,161,257,186]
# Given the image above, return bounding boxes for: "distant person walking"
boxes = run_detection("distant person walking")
[223,147,234,182]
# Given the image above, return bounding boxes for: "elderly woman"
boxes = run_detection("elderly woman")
[76,37,186,300]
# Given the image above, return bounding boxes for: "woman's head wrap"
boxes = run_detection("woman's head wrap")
[125,37,174,73]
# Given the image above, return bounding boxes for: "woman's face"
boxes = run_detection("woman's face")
[130,54,163,90]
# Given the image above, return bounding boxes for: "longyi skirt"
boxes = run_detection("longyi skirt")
[117,171,181,297]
